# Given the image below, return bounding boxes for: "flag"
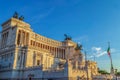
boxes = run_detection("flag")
[107,42,114,74]
[107,46,110,56]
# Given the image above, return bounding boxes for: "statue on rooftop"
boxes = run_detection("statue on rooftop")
[72,43,84,69]
[12,12,24,21]
[19,16,24,21]
[75,44,82,50]
[64,34,72,40]
[13,12,19,19]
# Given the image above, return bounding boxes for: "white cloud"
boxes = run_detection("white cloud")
[90,47,116,58]
[92,47,101,52]
[78,42,81,44]
[88,55,94,58]
[96,51,107,57]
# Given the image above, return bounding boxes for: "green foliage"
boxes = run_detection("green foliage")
[116,72,120,75]
[98,70,110,74]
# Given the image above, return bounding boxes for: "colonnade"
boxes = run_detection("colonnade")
[33,53,43,66]
[31,40,65,59]
[18,49,26,68]
[54,48,65,59]
[17,30,29,46]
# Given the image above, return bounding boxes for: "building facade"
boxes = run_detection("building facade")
[0,17,98,80]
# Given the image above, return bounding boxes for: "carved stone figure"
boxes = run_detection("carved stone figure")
[13,12,19,19]
[19,16,24,21]
[75,44,82,50]
[13,12,24,21]
[64,34,72,40]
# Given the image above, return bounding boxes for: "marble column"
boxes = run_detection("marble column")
[54,48,57,57]
[58,48,60,58]
[19,50,23,68]
[26,32,28,46]
[33,53,36,66]
[23,31,25,45]
[59,49,61,58]
[20,30,23,45]
[53,47,55,56]
[18,30,21,46]
[22,31,24,46]
[3,33,6,48]
[5,32,8,46]
[24,32,26,46]
[4,33,6,47]
[21,50,24,68]
[2,33,5,48]
[56,48,58,57]
[63,49,65,59]
[60,48,61,58]
[61,49,63,58]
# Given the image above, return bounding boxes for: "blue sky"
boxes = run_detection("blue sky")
[0,0,120,72]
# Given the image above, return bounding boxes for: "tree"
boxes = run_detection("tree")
[116,72,120,76]
[98,70,110,74]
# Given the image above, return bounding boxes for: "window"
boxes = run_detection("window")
[9,63,11,68]
[5,54,7,61]
[11,53,13,57]
[41,44,42,48]
[42,44,43,48]
[31,40,32,45]
[33,41,35,46]
[37,60,40,65]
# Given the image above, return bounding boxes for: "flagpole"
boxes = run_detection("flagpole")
[108,42,114,74]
